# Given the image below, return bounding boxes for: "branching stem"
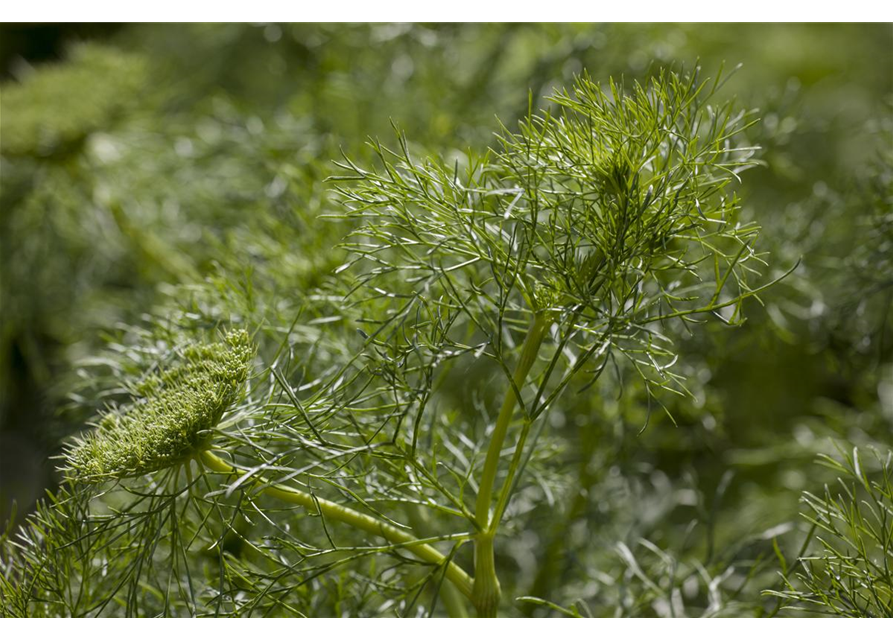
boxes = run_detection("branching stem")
[475,312,549,530]
[199,449,475,602]
[472,311,549,616]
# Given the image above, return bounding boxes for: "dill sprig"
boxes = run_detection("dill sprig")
[767,447,893,617]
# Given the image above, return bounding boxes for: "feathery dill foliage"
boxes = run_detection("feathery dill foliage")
[0,482,96,617]
[64,330,254,481]
[768,448,893,617]
[332,69,776,405]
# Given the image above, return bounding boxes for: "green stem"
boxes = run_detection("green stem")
[471,532,499,617]
[472,312,549,616]
[199,449,474,602]
[439,580,470,618]
[474,313,549,529]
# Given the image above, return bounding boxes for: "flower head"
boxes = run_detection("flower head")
[65,330,254,481]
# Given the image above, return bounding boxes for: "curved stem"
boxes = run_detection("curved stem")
[199,449,474,601]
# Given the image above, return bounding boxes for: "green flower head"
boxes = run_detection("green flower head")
[65,330,254,482]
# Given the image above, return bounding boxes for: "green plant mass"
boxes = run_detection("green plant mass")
[0,24,891,618]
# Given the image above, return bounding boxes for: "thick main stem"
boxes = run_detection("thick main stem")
[472,312,549,616]
[199,449,474,602]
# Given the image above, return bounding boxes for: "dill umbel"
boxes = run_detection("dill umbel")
[64,330,255,481]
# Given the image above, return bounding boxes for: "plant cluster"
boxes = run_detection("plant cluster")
[1,24,891,618]
[0,68,793,617]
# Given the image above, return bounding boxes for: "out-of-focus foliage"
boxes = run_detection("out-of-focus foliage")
[0,43,146,157]
[0,24,891,617]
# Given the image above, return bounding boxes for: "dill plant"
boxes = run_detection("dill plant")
[1,68,789,617]
[329,68,787,615]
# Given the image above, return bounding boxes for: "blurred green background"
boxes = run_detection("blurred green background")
[0,23,891,615]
